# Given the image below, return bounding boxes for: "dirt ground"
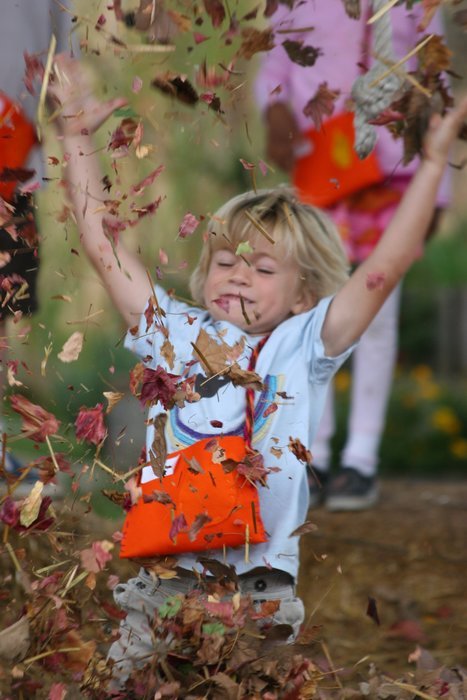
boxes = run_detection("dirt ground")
[296,478,467,680]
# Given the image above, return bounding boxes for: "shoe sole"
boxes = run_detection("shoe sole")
[325,486,379,512]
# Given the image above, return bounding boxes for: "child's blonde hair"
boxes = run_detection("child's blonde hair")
[190,188,349,305]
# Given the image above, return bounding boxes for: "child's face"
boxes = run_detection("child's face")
[203,236,312,334]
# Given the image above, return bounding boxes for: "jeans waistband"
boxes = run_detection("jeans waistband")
[140,567,294,599]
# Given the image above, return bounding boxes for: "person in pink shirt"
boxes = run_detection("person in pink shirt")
[255,0,449,510]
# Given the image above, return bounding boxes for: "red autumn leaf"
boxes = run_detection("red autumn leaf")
[210,420,223,428]
[108,118,138,151]
[288,437,312,464]
[23,52,44,95]
[178,212,200,238]
[236,451,269,483]
[169,513,188,542]
[282,40,322,68]
[188,513,213,541]
[75,404,107,446]
[303,82,340,130]
[204,0,226,27]
[10,394,60,443]
[263,402,278,418]
[139,366,180,410]
[130,164,165,196]
[80,540,114,573]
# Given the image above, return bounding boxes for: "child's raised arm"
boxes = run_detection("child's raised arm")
[49,54,153,328]
[322,97,467,358]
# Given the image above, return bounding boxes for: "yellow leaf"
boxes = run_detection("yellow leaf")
[20,481,44,528]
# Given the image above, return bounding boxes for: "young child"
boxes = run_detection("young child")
[49,54,467,686]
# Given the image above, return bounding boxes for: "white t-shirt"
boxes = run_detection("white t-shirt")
[125,287,354,579]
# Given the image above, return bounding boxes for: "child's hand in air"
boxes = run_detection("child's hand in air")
[423,95,467,169]
[48,53,128,136]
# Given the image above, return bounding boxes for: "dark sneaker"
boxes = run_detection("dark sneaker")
[307,466,328,508]
[325,467,378,511]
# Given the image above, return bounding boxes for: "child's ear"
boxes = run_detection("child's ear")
[291,286,315,315]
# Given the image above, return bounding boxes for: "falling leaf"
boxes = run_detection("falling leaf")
[178,212,200,238]
[169,513,188,542]
[75,404,107,446]
[151,74,199,105]
[282,40,322,67]
[289,520,318,537]
[288,437,312,463]
[57,331,84,363]
[132,76,143,93]
[235,241,253,256]
[149,413,168,479]
[193,328,245,376]
[263,402,278,418]
[140,366,180,409]
[103,391,125,414]
[130,164,165,196]
[239,28,274,60]
[10,394,60,443]
[303,83,340,130]
[228,365,264,391]
[20,481,44,527]
[80,540,114,573]
[366,596,381,626]
[160,338,176,369]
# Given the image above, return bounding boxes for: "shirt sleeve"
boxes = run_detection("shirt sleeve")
[306,296,356,384]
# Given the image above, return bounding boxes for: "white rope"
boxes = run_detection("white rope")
[352,0,403,158]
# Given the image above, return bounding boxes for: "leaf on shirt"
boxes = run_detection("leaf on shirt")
[228,365,264,391]
[288,437,312,464]
[303,83,341,130]
[282,40,322,68]
[149,413,168,479]
[130,164,165,196]
[341,0,361,20]
[192,329,245,376]
[188,512,213,541]
[289,520,318,538]
[161,338,176,370]
[417,0,442,31]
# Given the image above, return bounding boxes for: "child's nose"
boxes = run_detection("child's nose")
[229,260,252,284]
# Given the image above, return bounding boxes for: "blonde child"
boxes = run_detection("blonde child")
[49,54,467,686]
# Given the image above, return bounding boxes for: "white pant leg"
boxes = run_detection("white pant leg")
[311,384,335,472]
[341,284,402,476]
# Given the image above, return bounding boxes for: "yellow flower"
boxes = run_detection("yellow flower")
[450,439,467,460]
[431,407,462,435]
[410,365,433,384]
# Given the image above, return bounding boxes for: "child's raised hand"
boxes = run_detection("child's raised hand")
[423,95,467,169]
[48,53,128,136]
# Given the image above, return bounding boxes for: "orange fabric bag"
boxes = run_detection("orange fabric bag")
[120,435,267,559]
[293,112,383,208]
[0,92,37,202]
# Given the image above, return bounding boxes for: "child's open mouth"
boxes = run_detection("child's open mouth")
[213,295,254,312]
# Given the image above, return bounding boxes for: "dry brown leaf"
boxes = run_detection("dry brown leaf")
[103,391,125,414]
[57,331,84,363]
[160,338,176,370]
[228,365,264,391]
[239,27,274,60]
[303,82,340,130]
[149,413,168,479]
[193,328,245,376]
[289,520,318,537]
[341,0,361,19]
[418,34,452,75]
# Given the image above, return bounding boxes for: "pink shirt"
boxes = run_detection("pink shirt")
[255,0,450,204]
